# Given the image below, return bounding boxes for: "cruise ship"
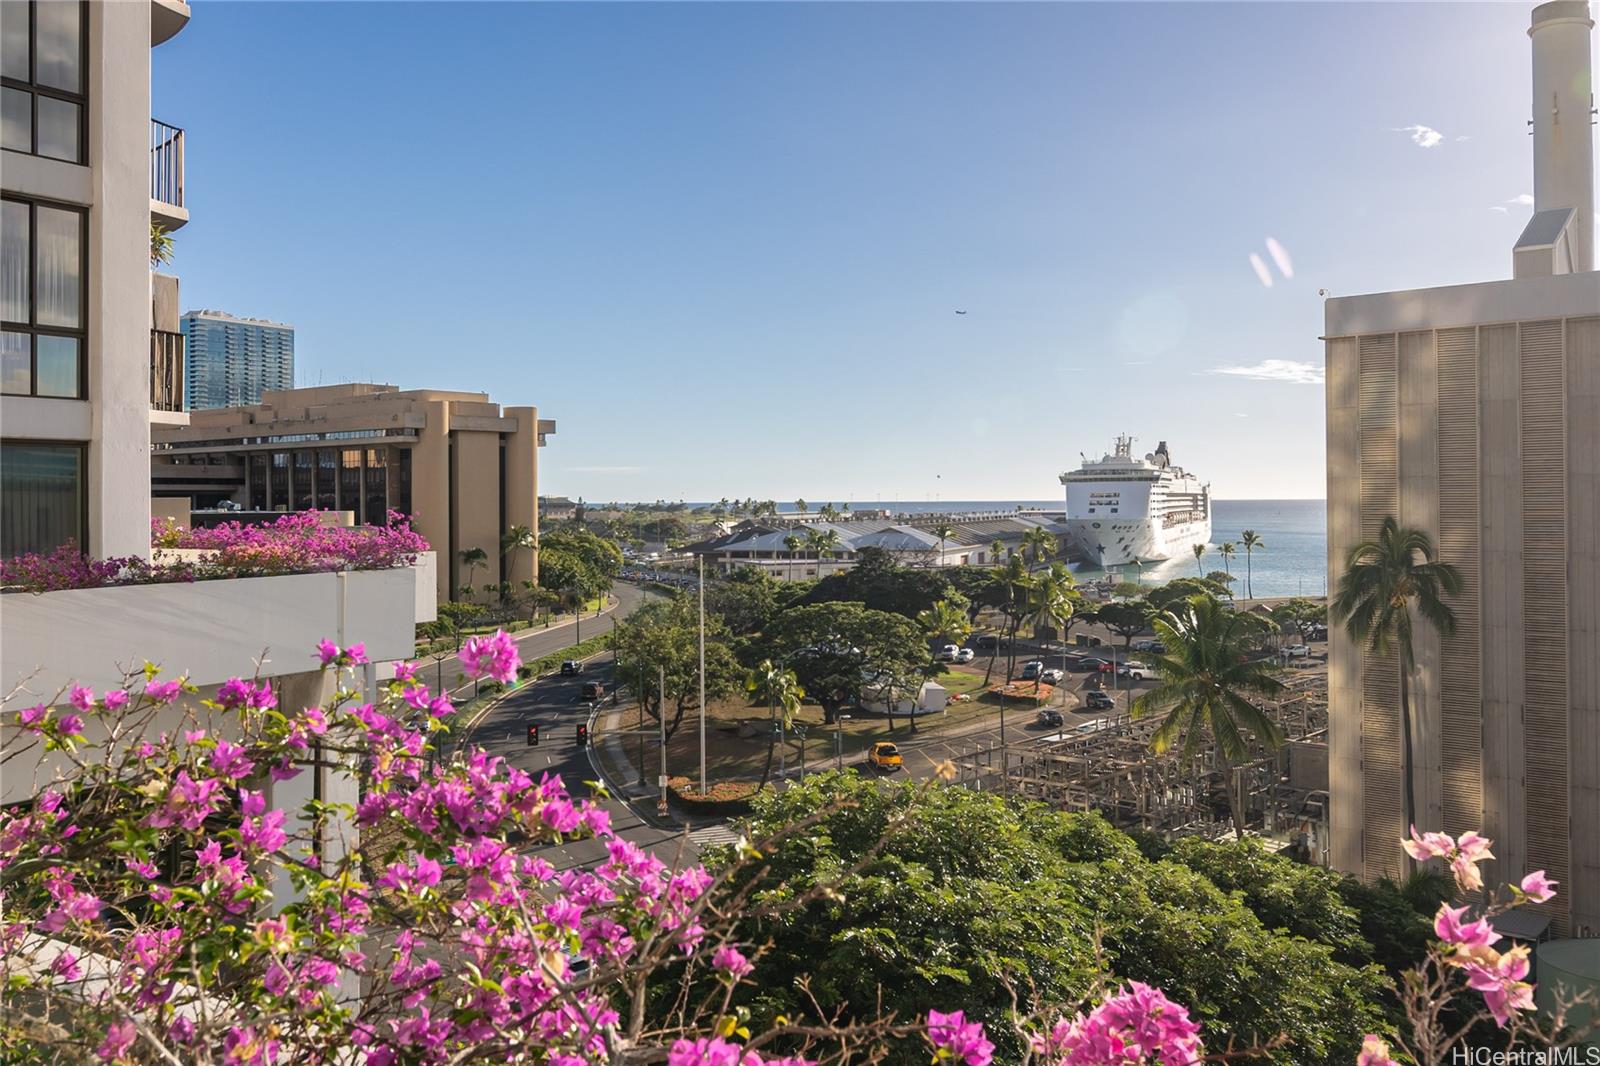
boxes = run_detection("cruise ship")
[1058,436,1211,567]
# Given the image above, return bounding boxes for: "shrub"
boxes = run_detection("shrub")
[669,776,759,815]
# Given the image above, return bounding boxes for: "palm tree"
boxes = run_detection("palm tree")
[989,539,1005,567]
[749,660,805,792]
[1240,530,1264,601]
[999,554,1032,685]
[1330,517,1461,856]
[1218,542,1237,585]
[782,533,803,583]
[794,498,808,517]
[500,525,537,599]
[457,547,488,602]
[917,598,972,650]
[931,521,957,569]
[1192,542,1206,576]
[1133,595,1287,838]
[1026,564,1077,696]
[804,528,840,578]
[818,502,839,521]
[1022,527,1057,569]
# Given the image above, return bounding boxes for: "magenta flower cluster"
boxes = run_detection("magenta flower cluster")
[1,512,429,593]
[1028,985,1202,1066]
[154,509,430,576]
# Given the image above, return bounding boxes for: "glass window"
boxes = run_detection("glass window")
[34,92,74,160]
[1,198,26,321]
[339,449,362,522]
[248,454,267,511]
[1,86,29,151]
[34,205,79,328]
[1,440,83,558]
[363,449,387,527]
[1,2,83,162]
[315,448,336,511]
[1,330,27,393]
[270,452,289,510]
[293,450,314,510]
[1,2,28,78]
[394,448,412,520]
[32,0,79,92]
[33,332,73,396]
[1,198,83,397]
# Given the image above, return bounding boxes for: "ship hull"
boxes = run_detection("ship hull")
[1062,515,1211,567]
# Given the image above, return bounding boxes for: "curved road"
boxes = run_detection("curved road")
[462,582,695,870]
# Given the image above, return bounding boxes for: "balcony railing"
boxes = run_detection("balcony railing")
[150,119,185,210]
[151,329,184,412]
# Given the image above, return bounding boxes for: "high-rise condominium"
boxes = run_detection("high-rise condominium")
[180,309,293,409]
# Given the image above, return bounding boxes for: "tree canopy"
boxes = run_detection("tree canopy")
[713,776,1390,1066]
[537,527,624,601]
[760,601,932,722]
[612,596,742,736]
[800,547,967,620]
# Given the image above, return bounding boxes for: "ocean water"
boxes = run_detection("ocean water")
[734,498,1329,599]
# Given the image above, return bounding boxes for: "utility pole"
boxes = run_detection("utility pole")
[636,658,647,787]
[698,554,706,795]
[658,663,668,815]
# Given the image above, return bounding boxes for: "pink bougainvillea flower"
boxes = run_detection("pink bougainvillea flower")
[101,689,128,711]
[1464,944,1535,1027]
[711,944,753,980]
[1433,904,1499,951]
[1401,825,1454,862]
[316,639,340,667]
[1357,1034,1398,1066]
[95,1018,136,1061]
[56,714,84,737]
[458,630,520,684]
[1519,869,1558,904]
[18,704,47,730]
[927,1010,995,1066]
[144,679,183,705]
[68,685,94,712]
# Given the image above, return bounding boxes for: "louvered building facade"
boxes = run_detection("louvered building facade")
[1325,276,1599,936]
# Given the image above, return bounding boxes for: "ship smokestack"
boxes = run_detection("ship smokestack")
[1516,0,1596,276]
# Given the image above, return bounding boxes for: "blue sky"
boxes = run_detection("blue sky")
[155,2,1557,503]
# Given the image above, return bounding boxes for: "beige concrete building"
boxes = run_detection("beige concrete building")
[1325,2,1599,935]
[151,384,555,602]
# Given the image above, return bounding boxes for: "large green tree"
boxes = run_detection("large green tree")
[1095,599,1151,654]
[710,777,1388,1066]
[612,596,741,739]
[802,547,963,620]
[1330,516,1460,855]
[762,602,931,724]
[537,526,624,605]
[1133,594,1287,838]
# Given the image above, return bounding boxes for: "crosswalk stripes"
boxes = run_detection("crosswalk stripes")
[688,823,743,849]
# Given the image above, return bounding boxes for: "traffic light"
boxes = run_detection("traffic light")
[526,723,540,747]
[576,723,589,746]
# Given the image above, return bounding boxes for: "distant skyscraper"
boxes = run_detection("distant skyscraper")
[180,310,295,409]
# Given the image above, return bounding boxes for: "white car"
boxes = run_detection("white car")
[934,644,960,663]
[1284,644,1312,658]
[1039,667,1065,684]
[1119,661,1153,680]
[954,648,975,663]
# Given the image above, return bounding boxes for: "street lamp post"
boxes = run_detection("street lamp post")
[834,713,852,771]
[698,555,706,795]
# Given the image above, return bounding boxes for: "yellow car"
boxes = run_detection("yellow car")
[867,742,903,772]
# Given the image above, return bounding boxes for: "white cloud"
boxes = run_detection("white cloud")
[1490,206,1509,213]
[1265,237,1293,279]
[1394,124,1445,148]
[1508,193,1534,205]
[1455,135,1471,142]
[1248,253,1274,288]
[1210,359,1325,385]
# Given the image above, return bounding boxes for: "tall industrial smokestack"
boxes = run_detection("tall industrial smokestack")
[1517,0,1596,276]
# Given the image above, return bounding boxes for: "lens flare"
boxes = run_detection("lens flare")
[1248,253,1273,288]
[1266,237,1293,279]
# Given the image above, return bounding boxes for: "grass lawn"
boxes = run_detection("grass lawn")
[609,667,1035,783]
